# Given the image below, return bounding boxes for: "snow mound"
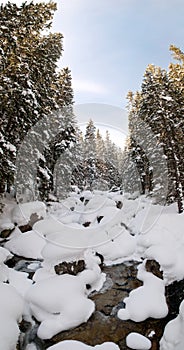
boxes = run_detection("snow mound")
[0,246,12,282]
[160,299,184,350]
[26,274,95,339]
[137,203,184,284]
[5,228,45,259]
[26,250,105,339]
[118,261,168,322]
[126,332,151,349]
[47,340,120,349]
[0,282,24,350]
[12,201,46,226]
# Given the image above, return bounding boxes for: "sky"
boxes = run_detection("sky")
[1,0,184,146]
[52,0,184,108]
[52,0,184,145]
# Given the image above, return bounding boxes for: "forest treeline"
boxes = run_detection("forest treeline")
[0,2,183,213]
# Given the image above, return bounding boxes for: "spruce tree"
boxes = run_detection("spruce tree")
[0,2,76,201]
[83,119,97,190]
[140,64,183,212]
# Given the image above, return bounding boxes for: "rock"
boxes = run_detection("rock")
[19,213,43,233]
[83,222,91,227]
[145,260,163,280]
[0,227,14,239]
[0,223,15,238]
[116,201,123,209]
[97,216,104,223]
[54,260,85,276]
[166,278,184,317]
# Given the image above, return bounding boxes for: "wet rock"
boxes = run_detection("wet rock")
[83,222,91,227]
[19,213,43,233]
[95,252,104,269]
[5,255,42,280]
[166,278,184,318]
[0,226,15,239]
[97,216,104,223]
[116,201,123,209]
[54,260,85,276]
[145,260,163,280]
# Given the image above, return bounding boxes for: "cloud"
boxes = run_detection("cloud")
[72,80,107,95]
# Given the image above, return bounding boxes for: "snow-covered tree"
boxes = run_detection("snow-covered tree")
[0,2,77,201]
[169,45,184,197]
[140,64,183,212]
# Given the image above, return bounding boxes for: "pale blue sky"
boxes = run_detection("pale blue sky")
[52,0,184,108]
[2,0,184,108]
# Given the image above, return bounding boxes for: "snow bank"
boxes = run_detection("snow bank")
[126,332,151,349]
[137,203,184,284]
[118,261,168,322]
[47,340,120,349]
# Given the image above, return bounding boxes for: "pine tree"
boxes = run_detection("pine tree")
[122,91,152,195]
[140,64,183,212]
[122,84,170,204]
[0,2,77,201]
[169,45,184,196]
[38,67,76,200]
[83,119,97,190]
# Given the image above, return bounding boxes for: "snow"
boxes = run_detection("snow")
[11,201,46,226]
[126,332,151,349]
[0,246,13,282]
[0,222,14,232]
[0,282,24,350]
[5,228,45,259]
[47,340,120,349]
[26,249,105,339]
[0,191,184,348]
[26,274,95,339]
[118,261,168,322]
[160,299,184,350]
[137,203,184,284]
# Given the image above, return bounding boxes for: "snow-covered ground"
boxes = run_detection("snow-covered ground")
[0,190,184,349]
